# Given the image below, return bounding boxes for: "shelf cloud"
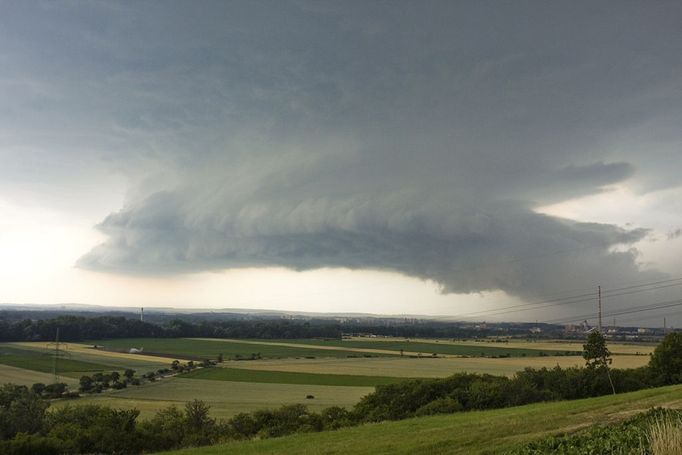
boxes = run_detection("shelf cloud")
[2,2,679,303]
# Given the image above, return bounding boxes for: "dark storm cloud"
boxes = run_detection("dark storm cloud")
[2,1,680,300]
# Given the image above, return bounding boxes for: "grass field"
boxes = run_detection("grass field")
[157,384,682,455]
[225,353,650,378]
[51,376,373,419]
[184,367,409,386]
[83,338,389,360]
[0,344,113,374]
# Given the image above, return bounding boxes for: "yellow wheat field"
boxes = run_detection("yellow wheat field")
[226,354,650,378]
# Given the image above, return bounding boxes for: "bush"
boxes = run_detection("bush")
[46,405,142,454]
[42,383,67,399]
[649,333,682,385]
[228,412,258,439]
[415,397,463,416]
[0,433,63,455]
[320,406,354,430]
[137,406,186,451]
[0,384,49,439]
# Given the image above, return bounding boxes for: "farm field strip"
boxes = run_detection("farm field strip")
[186,338,404,357]
[184,366,410,386]
[0,364,79,387]
[190,338,479,358]
[0,344,114,374]
[157,384,682,455]
[81,338,387,360]
[12,341,173,367]
[258,338,576,357]
[225,354,650,378]
[51,377,373,419]
[347,337,656,355]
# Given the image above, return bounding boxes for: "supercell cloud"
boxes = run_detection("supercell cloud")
[2,2,680,302]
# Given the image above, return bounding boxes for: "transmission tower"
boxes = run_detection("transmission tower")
[598,285,602,333]
[53,328,60,382]
[47,328,70,383]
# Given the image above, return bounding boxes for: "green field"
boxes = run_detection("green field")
[157,384,682,455]
[51,377,373,419]
[0,344,113,374]
[85,338,390,360]
[185,367,409,387]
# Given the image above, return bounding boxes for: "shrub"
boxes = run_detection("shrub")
[414,397,463,416]
[42,383,67,399]
[0,384,49,439]
[0,433,63,455]
[320,406,354,430]
[649,333,682,385]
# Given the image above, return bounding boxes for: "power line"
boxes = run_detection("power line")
[452,277,682,320]
[545,298,682,325]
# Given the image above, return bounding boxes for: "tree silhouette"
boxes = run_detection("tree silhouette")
[583,331,615,395]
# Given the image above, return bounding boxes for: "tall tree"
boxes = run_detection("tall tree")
[583,331,616,395]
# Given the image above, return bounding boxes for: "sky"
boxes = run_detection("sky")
[1,1,681,325]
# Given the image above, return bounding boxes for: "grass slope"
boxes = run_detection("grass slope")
[158,385,682,455]
[184,367,409,386]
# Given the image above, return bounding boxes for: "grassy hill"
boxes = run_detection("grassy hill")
[158,384,682,455]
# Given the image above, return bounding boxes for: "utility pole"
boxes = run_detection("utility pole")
[141,307,144,322]
[598,285,602,333]
[664,317,667,335]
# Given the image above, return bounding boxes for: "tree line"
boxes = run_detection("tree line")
[0,315,342,342]
[0,312,570,342]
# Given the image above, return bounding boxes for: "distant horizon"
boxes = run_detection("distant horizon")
[1,301,677,330]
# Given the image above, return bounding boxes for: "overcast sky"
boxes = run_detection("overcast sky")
[1,1,681,324]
